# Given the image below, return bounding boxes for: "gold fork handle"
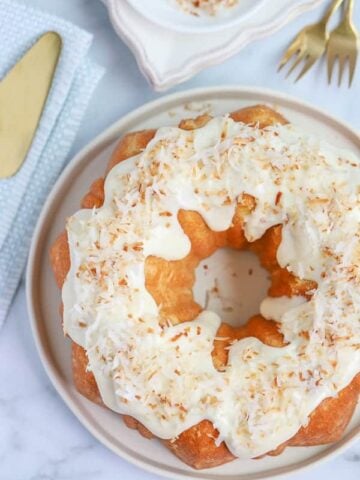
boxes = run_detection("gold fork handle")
[345,0,354,21]
[321,0,345,25]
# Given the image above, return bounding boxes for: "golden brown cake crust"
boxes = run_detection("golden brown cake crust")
[49,105,360,469]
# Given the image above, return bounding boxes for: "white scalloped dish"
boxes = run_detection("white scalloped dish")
[104,0,323,90]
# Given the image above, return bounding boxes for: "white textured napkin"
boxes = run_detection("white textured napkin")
[0,0,105,326]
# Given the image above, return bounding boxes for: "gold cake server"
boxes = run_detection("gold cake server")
[0,32,62,179]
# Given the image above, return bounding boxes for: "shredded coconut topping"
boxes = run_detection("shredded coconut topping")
[174,0,238,17]
[63,116,360,458]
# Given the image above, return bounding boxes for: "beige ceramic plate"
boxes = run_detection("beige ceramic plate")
[27,87,360,480]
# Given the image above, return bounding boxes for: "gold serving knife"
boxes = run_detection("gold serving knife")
[0,32,62,179]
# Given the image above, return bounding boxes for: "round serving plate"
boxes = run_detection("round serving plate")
[126,0,267,34]
[27,86,360,480]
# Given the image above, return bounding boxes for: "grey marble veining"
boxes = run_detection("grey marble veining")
[1,0,359,479]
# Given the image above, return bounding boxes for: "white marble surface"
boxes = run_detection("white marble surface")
[1,0,360,479]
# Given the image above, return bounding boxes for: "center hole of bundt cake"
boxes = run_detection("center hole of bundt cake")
[193,248,270,327]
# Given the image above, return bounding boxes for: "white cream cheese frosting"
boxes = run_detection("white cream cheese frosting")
[62,115,360,459]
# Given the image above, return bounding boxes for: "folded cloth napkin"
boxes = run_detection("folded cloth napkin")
[0,0,105,327]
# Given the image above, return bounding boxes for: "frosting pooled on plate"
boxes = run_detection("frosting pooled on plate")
[62,116,360,458]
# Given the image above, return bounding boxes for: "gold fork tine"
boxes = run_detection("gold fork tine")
[295,56,317,82]
[278,40,302,71]
[348,53,357,86]
[338,55,347,86]
[285,51,306,78]
[327,52,337,83]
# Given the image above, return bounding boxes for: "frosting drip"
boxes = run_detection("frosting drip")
[62,116,360,458]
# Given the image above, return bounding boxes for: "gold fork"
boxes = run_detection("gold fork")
[278,0,345,81]
[327,0,359,86]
